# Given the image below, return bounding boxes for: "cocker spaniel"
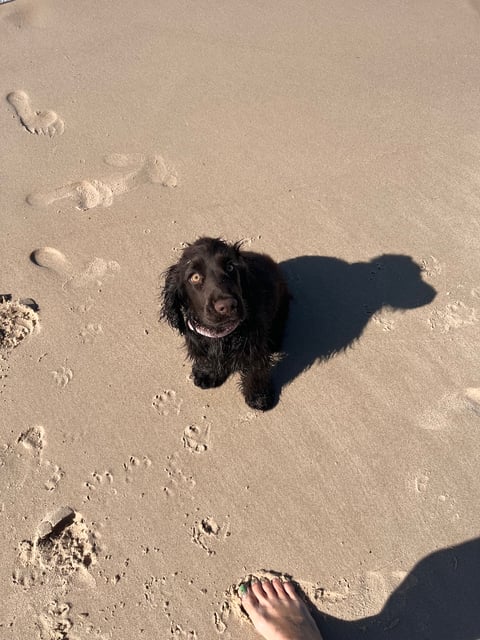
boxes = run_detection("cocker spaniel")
[160,237,290,411]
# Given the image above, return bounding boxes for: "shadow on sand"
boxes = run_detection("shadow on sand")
[274,254,436,394]
[307,536,480,640]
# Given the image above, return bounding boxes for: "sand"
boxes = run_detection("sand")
[1,1,480,639]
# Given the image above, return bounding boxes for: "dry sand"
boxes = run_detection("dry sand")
[1,1,480,639]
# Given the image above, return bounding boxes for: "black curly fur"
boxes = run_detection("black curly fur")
[160,237,290,411]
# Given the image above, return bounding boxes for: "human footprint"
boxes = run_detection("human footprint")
[7,90,65,137]
[27,153,176,211]
[240,578,323,640]
[30,246,119,291]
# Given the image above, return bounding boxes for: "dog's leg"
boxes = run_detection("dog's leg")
[269,293,290,352]
[270,298,289,353]
[192,361,229,389]
[240,365,275,411]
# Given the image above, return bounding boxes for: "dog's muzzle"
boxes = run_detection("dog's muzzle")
[187,317,241,339]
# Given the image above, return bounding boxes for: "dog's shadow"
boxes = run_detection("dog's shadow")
[274,254,436,392]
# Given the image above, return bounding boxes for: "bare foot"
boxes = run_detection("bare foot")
[241,578,323,640]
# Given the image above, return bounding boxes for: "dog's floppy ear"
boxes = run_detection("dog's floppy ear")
[232,239,249,279]
[160,264,186,334]
[233,239,246,254]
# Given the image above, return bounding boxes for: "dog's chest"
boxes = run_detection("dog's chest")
[188,330,247,362]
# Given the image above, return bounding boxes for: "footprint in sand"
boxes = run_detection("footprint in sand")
[169,623,198,639]
[372,311,395,332]
[82,469,115,503]
[16,425,46,460]
[7,90,64,137]
[428,301,478,332]
[82,456,152,505]
[31,246,120,292]
[189,515,230,556]
[0,298,40,353]
[79,323,103,344]
[35,601,74,640]
[414,472,430,494]
[182,422,211,453]
[30,246,73,281]
[43,462,65,492]
[123,454,152,483]
[27,153,177,211]
[163,452,196,499]
[421,255,443,279]
[152,389,183,416]
[12,507,98,589]
[51,363,74,388]
[0,425,46,494]
[0,425,64,500]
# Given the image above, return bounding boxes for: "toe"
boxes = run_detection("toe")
[272,578,291,599]
[260,579,278,599]
[282,580,300,600]
[251,579,270,602]
[241,584,259,616]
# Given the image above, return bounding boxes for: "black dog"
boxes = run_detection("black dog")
[160,237,290,411]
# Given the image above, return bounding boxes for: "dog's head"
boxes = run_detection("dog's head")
[160,237,247,338]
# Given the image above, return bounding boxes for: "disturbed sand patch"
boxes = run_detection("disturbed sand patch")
[0,298,39,352]
[13,507,98,589]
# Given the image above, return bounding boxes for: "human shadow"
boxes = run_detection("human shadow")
[308,536,480,640]
[274,254,436,391]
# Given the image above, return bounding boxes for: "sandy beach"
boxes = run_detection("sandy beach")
[1,1,480,638]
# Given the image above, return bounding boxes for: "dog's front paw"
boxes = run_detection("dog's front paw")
[244,387,276,412]
[192,367,227,389]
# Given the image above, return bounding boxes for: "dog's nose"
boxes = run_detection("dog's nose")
[213,297,237,316]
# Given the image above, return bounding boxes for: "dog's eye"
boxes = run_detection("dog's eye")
[189,272,203,284]
[225,263,235,273]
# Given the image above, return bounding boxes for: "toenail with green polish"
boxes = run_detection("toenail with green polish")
[238,583,248,596]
